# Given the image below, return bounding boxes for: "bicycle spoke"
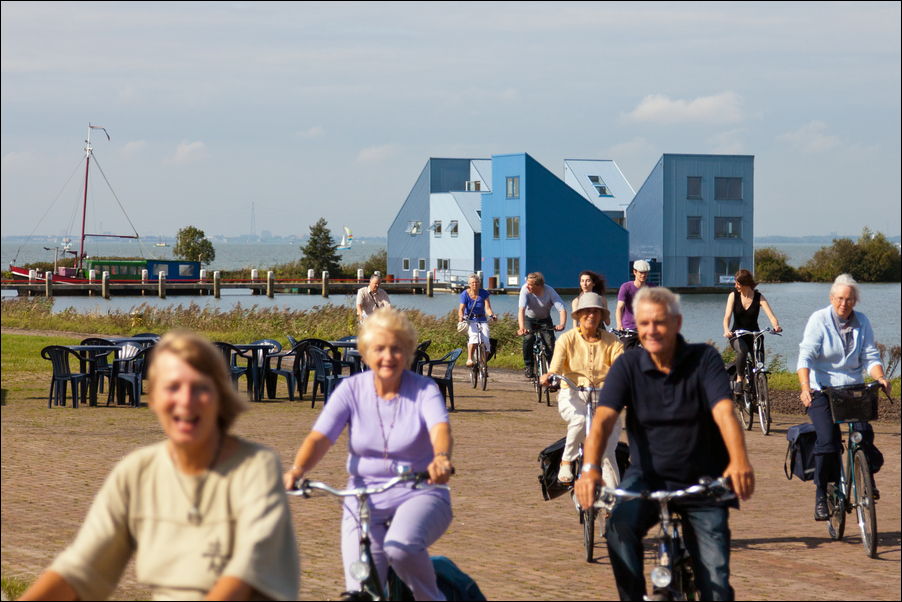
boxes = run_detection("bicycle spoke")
[853,449,878,558]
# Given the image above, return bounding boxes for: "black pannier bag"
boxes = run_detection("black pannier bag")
[538,437,569,500]
[785,423,817,481]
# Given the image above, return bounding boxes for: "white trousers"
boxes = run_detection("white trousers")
[557,387,622,488]
[466,322,490,353]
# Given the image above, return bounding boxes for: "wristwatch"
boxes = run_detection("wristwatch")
[581,463,602,474]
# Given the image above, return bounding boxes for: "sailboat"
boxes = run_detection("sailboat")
[9,124,199,285]
[337,226,353,250]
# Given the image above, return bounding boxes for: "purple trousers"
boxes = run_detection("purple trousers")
[341,486,452,600]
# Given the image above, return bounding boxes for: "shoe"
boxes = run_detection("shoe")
[466,360,474,367]
[733,381,744,395]
[524,368,536,380]
[814,498,829,521]
[558,462,574,484]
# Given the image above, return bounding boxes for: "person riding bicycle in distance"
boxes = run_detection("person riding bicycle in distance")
[458,273,497,367]
[615,260,654,349]
[575,287,754,601]
[721,269,781,393]
[517,272,566,379]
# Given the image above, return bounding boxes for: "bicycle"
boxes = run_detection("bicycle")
[728,327,781,435]
[462,315,495,391]
[597,477,735,601]
[287,468,451,600]
[549,373,609,562]
[521,324,556,406]
[821,381,887,558]
[610,328,640,349]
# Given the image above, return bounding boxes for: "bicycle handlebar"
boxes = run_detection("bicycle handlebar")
[548,373,604,392]
[288,470,452,498]
[600,476,735,505]
[729,327,782,339]
[609,328,638,338]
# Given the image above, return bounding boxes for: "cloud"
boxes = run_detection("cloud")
[706,129,746,154]
[296,126,325,139]
[166,141,208,164]
[603,137,656,159]
[1,151,36,171]
[778,121,839,153]
[120,140,147,158]
[356,143,398,164]
[624,92,744,125]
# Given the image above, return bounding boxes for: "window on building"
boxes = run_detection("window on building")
[588,175,612,196]
[506,216,520,239]
[405,221,423,235]
[714,217,742,239]
[687,216,702,239]
[436,258,450,271]
[714,177,742,200]
[492,217,501,239]
[687,257,701,286]
[493,257,500,279]
[418,258,426,271]
[506,176,520,199]
[179,264,193,277]
[466,180,482,192]
[506,257,520,286]
[449,220,459,237]
[687,176,702,199]
[715,257,741,283]
[402,258,410,271]
[432,220,442,237]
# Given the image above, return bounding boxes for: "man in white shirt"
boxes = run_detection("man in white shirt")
[356,274,392,322]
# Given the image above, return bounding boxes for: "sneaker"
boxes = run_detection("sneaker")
[814,497,829,521]
[465,359,474,367]
[558,462,574,484]
[524,368,536,380]
[733,381,744,395]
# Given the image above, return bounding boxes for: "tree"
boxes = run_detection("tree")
[300,218,342,276]
[754,247,799,282]
[173,225,216,265]
[800,228,900,282]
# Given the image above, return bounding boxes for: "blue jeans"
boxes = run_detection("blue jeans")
[606,473,734,601]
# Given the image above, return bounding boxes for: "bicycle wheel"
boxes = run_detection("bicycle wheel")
[534,352,543,403]
[826,482,846,541]
[582,507,596,562]
[479,355,488,391]
[755,372,771,435]
[735,386,752,430]
[539,355,552,406]
[853,449,878,558]
[469,361,477,388]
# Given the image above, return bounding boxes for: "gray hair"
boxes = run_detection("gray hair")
[830,273,860,303]
[632,286,682,318]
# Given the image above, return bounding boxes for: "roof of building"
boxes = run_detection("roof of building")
[563,159,635,212]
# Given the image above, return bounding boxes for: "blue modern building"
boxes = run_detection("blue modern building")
[626,153,754,288]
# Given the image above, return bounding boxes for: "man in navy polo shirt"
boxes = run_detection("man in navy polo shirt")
[575,287,754,601]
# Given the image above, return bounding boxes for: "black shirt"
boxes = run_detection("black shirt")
[600,335,733,491]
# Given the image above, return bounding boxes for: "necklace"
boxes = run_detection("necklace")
[169,433,224,526]
[375,397,401,464]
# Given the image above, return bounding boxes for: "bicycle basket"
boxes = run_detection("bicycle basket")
[825,384,878,423]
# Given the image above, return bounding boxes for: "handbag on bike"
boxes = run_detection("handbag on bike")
[537,437,570,500]
[784,423,817,481]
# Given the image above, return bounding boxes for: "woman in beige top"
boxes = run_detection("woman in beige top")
[21,331,299,601]
[541,293,623,485]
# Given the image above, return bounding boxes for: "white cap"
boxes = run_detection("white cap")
[633,260,651,273]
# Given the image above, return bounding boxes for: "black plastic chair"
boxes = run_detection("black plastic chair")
[213,342,253,393]
[249,338,283,400]
[292,339,350,400]
[420,348,463,411]
[307,346,348,408]
[41,346,91,408]
[410,349,431,373]
[113,346,152,407]
[79,337,116,398]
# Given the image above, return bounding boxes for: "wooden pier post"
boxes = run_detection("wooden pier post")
[199,269,207,296]
[251,269,259,296]
[89,270,96,296]
[321,271,329,298]
[158,273,166,299]
[102,271,110,299]
[141,269,148,296]
[426,271,434,297]
[45,272,53,297]
[267,271,274,298]
[213,271,221,299]
[357,269,365,283]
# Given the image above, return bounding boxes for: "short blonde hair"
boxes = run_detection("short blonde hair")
[148,330,248,432]
[357,307,418,366]
[527,272,545,287]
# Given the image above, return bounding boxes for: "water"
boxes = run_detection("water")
[5,282,899,371]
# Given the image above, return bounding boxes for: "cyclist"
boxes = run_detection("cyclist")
[540,293,623,484]
[458,273,497,367]
[356,274,392,322]
[575,287,754,601]
[21,331,299,601]
[283,308,454,601]
[517,272,566,379]
[721,269,782,393]
[615,260,654,349]
[797,273,889,521]
[571,270,610,329]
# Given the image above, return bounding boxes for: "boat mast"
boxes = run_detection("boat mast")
[77,124,110,270]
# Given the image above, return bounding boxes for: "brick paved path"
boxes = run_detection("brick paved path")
[2,368,899,600]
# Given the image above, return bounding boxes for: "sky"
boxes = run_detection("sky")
[2,1,900,240]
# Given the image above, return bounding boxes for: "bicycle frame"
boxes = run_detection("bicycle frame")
[729,328,780,434]
[288,471,450,600]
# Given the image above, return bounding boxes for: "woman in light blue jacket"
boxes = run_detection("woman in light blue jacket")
[796,274,889,522]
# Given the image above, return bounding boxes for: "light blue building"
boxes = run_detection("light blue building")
[480,153,630,289]
[626,153,754,288]
[387,158,491,281]
[388,153,632,290]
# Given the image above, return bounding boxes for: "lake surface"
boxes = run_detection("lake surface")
[5,282,899,371]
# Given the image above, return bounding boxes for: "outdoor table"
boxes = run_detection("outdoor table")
[233,343,273,401]
[65,344,121,406]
